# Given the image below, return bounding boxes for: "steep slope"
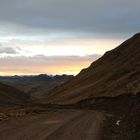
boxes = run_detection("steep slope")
[0,74,74,98]
[43,33,140,104]
[0,82,29,106]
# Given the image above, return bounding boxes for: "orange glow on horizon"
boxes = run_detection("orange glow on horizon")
[0,59,92,76]
[0,38,123,76]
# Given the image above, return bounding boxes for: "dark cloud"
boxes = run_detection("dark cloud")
[0,0,139,38]
[0,46,18,54]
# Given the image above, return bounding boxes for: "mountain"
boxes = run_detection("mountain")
[0,74,74,98]
[0,82,29,107]
[43,33,140,104]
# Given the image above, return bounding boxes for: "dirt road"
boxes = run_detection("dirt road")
[0,110,104,140]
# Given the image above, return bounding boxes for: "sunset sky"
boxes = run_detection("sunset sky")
[0,0,139,75]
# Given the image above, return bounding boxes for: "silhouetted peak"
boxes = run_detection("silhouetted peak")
[132,33,140,40]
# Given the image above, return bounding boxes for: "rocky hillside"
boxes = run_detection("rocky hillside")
[43,33,140,104]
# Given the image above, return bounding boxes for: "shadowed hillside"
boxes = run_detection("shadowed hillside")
[0,82,29,107]
[43,33,140,104]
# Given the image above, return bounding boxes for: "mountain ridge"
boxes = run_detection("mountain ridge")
[42,33,140,104]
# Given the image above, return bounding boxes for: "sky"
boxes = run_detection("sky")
[0,0,140,75]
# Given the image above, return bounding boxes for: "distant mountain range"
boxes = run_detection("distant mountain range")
[0,74,74,99]
[42,33,140,104]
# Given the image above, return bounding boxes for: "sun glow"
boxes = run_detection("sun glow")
[0,38,122,75]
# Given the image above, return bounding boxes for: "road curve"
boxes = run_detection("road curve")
[0,110,104,140]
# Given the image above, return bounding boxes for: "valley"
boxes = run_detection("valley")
[0,33,140,140]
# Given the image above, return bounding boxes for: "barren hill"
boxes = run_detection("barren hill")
[43,33,140,104]
[0,82,29,106]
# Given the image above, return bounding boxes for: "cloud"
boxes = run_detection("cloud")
[0,38,123,57]
[0,0,139,38]
[0,45,19,54]
[0,54,100,75]
[0,0,139,75]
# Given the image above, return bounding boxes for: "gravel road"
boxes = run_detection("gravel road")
[0,110,104,140]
